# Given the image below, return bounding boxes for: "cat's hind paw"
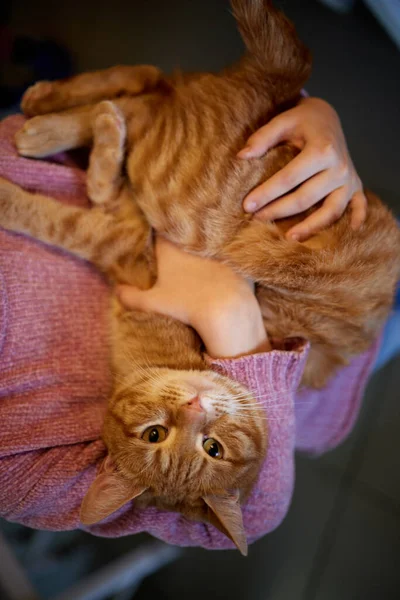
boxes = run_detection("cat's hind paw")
[20,81,57,117]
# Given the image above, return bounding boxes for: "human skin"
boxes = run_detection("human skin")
[239,97,367,241]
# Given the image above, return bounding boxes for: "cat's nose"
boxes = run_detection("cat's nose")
[184,395,204,413]
[179,396,206,427]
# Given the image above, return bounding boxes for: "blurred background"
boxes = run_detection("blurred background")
[1,0,399,598]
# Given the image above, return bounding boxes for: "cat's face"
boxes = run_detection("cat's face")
[80,368,267,554]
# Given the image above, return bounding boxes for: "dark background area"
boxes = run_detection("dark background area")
[1,1,399,599]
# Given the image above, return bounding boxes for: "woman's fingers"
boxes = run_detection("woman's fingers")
[243,146,327,213]
[236,96,367,238]
[117,285,160,313]
[253,168,339,223]
[349,189,368,230]
[285,186,349,241]
[237,112,294,159]
[117,284,190,324]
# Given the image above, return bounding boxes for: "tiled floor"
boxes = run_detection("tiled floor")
[1,1,400,599]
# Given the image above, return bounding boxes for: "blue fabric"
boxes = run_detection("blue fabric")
[395,281,400,310]
[373,218,400,370]
[396,218,400,309]
[374,310,400,372]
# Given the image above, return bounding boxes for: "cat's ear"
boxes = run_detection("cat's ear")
[203,491,248,556]
[80,457,146,526]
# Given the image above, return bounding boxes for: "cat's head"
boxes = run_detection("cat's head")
[80,368,267,555]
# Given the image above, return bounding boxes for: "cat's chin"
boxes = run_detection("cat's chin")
[181,371,218,394]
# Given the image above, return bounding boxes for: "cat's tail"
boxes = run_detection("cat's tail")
[231,0,312,100]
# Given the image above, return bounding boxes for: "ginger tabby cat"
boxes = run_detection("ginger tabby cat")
[0,0,399,554]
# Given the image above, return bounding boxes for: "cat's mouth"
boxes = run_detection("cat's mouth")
[178,382,221,419]
[179,391,215,419]
[170,371,236,419]
[183,372,216,394]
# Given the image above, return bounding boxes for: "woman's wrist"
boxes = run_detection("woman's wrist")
[195,293,271,359]
[118,237,271,359]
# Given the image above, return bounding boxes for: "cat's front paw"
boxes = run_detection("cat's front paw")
[15,116,63,158]
[87,101,126,206]
[0,177,21,224]
[20,81,57,117]
[92,101,126,146]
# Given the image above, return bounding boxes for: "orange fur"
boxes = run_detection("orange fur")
[14,1,400,388]
[1,0,399,551]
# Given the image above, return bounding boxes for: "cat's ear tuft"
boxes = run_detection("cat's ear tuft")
[203,491,248,556]
[80,456,147,526]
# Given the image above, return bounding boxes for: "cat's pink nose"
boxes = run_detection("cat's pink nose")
[184,395,204,413]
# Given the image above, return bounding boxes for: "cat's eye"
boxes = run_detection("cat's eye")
[203,438,223,459]
[141,425,168,443]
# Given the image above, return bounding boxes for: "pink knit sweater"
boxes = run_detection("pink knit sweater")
[0,116,380,550]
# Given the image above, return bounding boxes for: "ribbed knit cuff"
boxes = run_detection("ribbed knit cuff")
[0,271,7,357]
[206,340,309,395]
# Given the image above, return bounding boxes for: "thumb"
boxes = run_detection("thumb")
[116,285,189,324]
[116,285,160,313]
[237,113,294,159]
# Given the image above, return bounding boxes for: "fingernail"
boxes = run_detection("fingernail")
[237,146,252,158]
[116,285,128,300]
[244,200,258,213]
[288,232,300,241]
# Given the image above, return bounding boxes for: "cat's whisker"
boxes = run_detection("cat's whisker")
[125,357,164,387]
[237,392,317,404]
[233,405,292,413]
[233,400,311,410]
[232,415,268,422]
[232,396,289,405]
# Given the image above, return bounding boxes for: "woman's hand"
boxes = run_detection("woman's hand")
[117,236,270,359]
[238,97,367,241]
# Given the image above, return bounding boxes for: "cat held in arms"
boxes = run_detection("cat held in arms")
[0,0,399,554]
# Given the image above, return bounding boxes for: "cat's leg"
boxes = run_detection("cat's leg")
[21,65,162,116]
[86,101,142,224]
[0,177,151,285]
[86,101,126,208]
[15,105,95,158]
[15,96,132,159]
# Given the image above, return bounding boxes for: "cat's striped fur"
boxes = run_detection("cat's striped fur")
[0,0,399,553]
